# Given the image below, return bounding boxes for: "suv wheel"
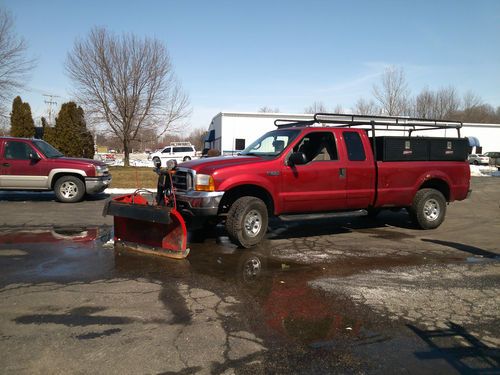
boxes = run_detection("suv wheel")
[226,196,268,248]
[54,176,85,203]
[183,156,191,161]
[153,156,160,164]
[409,188,446,229]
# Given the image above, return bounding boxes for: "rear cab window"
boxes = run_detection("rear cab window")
[343,131,366,161]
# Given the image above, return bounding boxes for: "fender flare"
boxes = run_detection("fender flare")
[48,169,87,188]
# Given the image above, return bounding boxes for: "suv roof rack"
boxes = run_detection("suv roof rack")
[274,113,463,137]
[170,142,193,146]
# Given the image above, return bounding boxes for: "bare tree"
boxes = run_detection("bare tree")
[66,27,190,166]
[412,86,461,119]
[413,87,436,118]
[435,86,460,119]
[353,98,379,116]
[187,127,208,151]
[0,9,35,116]
[304,101,327,114]
[462,90,483,110]
[372,66,410,116]
[258,106,280,113]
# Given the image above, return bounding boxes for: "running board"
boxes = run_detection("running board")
[278,209,367,222]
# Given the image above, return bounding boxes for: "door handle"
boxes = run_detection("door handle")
[339,168,346,178]
[2,163,10,167]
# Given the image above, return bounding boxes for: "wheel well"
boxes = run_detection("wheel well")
[219,185,274,215]
[419,179,450,201]
[51,173,85,189]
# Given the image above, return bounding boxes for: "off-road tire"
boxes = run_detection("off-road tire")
[226,196,268,248]
[409,188,446,229]
[54,175,85,203]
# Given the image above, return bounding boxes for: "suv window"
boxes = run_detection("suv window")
[162,147,172,154]
[294,132,338,162]
[343,131,366,161]
[4,141,36,160]
[173,146,193,153]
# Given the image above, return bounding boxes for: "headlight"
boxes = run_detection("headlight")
[195,174,215,191]
[166,159,177,170]
[95,165,108,176]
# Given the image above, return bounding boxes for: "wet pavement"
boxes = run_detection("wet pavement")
[0,177,499,374]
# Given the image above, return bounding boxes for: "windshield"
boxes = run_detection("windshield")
[240,129,300,157]
[33,140,64,158]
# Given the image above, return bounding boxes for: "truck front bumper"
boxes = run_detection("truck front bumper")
[175,190,224,217]
[85,175,112,194]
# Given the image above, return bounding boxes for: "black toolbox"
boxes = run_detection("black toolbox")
[372,136,468,162]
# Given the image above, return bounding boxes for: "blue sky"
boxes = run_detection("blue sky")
[2,0,500,130]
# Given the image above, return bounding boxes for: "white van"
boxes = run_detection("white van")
[148,142,197,164]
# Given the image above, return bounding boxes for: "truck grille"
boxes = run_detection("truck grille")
[173,170,193,191]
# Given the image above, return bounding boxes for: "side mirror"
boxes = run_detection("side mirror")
[153,158,162,169]
[288,152,307,166]
[29,153,41,161]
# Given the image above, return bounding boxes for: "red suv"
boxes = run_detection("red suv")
[0,137,111,203]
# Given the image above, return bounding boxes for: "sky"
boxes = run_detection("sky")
[2,0,500,132]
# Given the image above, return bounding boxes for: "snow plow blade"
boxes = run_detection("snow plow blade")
[104,194,189,259]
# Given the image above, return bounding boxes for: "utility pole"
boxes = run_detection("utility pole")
[43,94,60,125]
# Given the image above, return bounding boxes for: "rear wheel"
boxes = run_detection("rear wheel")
[409,188,446,229]
[226,196,268,248]
[183,156,191,161]
[54,176,85,203]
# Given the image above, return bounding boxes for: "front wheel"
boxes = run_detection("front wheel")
[183,156,191,161]
[225,196,268,248]
[54,176,85,203]
[408,188,446,229]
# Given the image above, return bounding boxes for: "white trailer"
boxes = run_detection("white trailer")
[204,112,500,155]
[204,112,313,155]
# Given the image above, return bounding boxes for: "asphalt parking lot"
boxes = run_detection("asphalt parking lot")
[0,177,499,374]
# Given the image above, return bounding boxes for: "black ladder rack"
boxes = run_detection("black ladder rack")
[274,113,463,138]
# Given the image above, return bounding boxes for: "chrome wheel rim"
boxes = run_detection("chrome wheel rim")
[60,181,78,199]
[244,210,262,237]
[423,199,440,221]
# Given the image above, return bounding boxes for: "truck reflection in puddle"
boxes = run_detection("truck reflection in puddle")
[115,243,365,347]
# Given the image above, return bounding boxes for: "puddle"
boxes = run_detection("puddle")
[466,256,500,263]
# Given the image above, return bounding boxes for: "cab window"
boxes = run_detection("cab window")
[293,132,338,162]
[4,141,36,160]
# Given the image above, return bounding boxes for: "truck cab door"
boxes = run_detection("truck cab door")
[280,131,347,213]
[1,140,46,189]
[341,130,375,209]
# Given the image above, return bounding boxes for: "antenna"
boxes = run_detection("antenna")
[43,93,60,125]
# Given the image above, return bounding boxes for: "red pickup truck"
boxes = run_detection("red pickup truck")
[173,114,471,247]
[0,137,111,203]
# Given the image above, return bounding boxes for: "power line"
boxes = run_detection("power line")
[43,93,60,125]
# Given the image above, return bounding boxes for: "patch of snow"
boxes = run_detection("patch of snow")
[105,188,156,195]
[109,158,154,167]
[469,165,497,177]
